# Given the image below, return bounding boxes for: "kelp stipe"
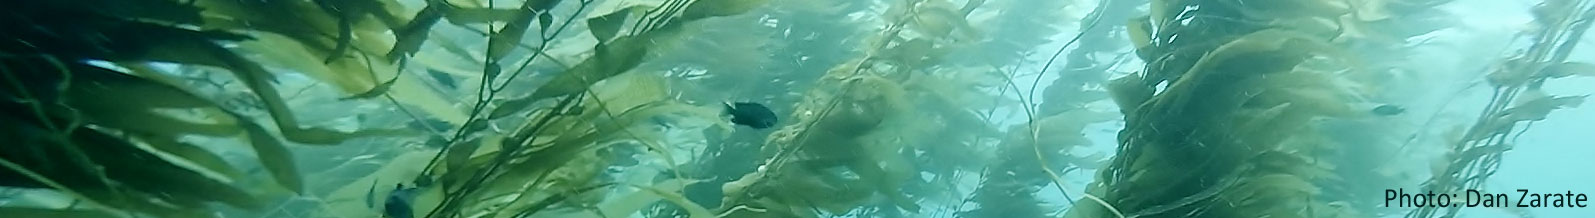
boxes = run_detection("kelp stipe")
[1066,0,1374,217]
[0,0,422,217]
[400,0,771,217]
[712,0,1004,217]
[1407,0,1595,217]
[961,0,1117,217]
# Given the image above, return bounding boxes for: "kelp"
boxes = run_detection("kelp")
[646,0,872,216]
[0,207,121,218]
[1036,0,1140,115]
[188,0,437,143]
[712,0,1006,217]
[1407,0,1595,217]
[0,3,288,218]
[0,56,277,217]
[14,1,1583,218]
[967,0,1141,216]
[1313,0,1457,215]
[388,0,770,218]
[1066,0,1373,217]
[954,0,1120,217]
[0,0,488,216]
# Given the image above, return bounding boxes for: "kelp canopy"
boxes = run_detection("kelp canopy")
[1,0,1592,218]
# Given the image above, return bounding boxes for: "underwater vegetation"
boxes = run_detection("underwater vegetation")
[1,0,1593,218]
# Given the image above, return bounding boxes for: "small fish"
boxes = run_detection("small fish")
[1372,104,1406,116]
[427,68,457,89]
[364,179,380,209]
[723,101,778,129]
[384,184,419,218]
[406,118,453,133]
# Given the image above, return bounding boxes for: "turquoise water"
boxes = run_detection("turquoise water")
[2,0,1594,217]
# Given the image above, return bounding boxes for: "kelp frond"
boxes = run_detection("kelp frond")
[1068,0,1372,217]
[0,0,419,216]
[1408,0,1595,217]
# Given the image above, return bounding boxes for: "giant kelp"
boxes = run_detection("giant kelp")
[0,0,763,217]
[381,0,773,218]
[712,0,998,217]
[643,0,875,216]
[1035,0,1141,115]
[1408,0,1595,217]
[0,0,420,217]
[956,0,1106,217]
[1067,0,1372,217]
[1320,0,1457,216]
[7,1,1586,218]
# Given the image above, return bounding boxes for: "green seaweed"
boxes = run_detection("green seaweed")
[4,1,1588,218]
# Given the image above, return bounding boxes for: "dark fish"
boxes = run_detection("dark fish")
[1372,104,1406,116]
[384,184,418,218]
[406,118,453,133]
[364,180,380,209]
[724,102,778,129]
[427,68,457,89]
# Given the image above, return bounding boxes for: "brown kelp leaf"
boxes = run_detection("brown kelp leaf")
[486,0,551,62]
[1107,74,1154,114]
[1127,16,1156,60]
[539,12,555,32]
[886,38,936,66]
[54,65,249,179]
[1540,61,1595,78]
[489,95,541,119]
[236,117,305,194]
[1502,95,1587,122]
[64,63,218,109]
[174,32,429,144]
[1156,29,1344,111]
[287,127,419,145]
[74,0,207,25]
[910,5,973,39]
[247,33,465,124]
[527,34,652,100]
[444,137,484,172]
[318,151,436,218]
[196,0,405,51]
[589,73,671,115]
[314,0,355,64]
[131,28,355,145]
[1458,143,1513,161]
[526,0,564,11]
[484,8,535,60]
[681,0,770,21]
[631,182,716,218]
[1487,58,1536,87]
[442,6,520,25]
[1227,0,1352,20]
[6,61,272,210]
[428,34,484,63]
[389,3,446,62]
[136,134,248,180]
[580,179,682,218]
[191,0,339,53]
[0,207,119,218]
[72,127,264,210]
[340,75,401,100]
[67,93,240,138]
[588,6,649,43]
[1249,174,1323,196]
[486,101,702,194]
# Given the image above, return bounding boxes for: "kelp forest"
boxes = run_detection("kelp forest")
[3,0,1594,217]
